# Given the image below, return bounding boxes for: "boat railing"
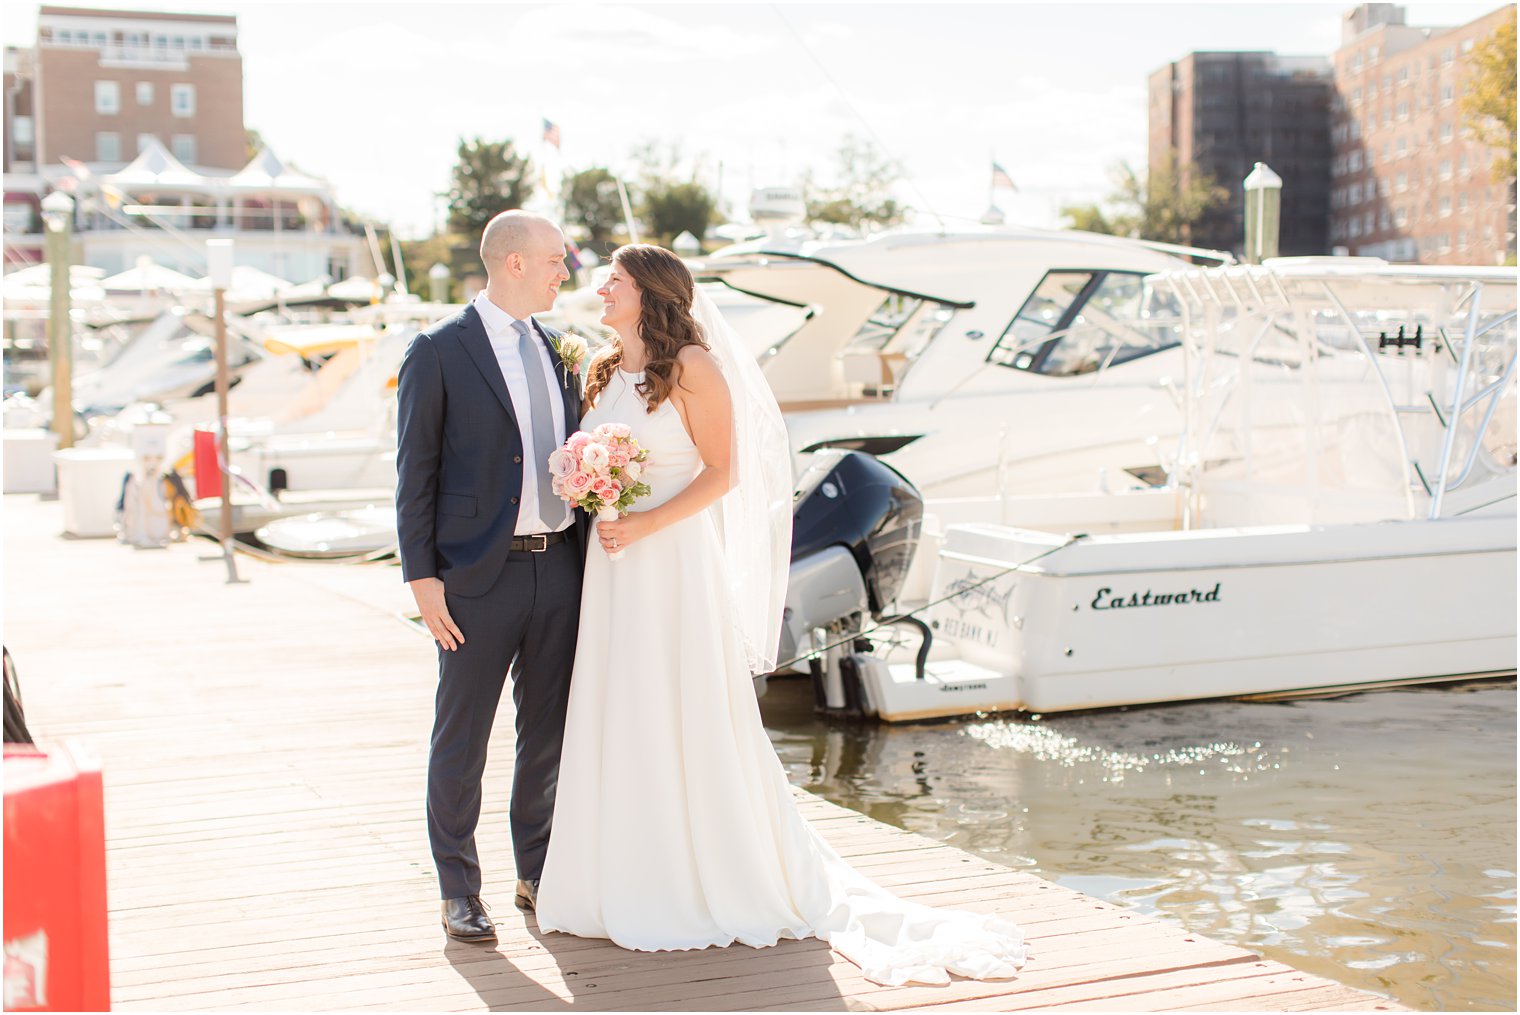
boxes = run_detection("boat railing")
[1151,263,1517,527]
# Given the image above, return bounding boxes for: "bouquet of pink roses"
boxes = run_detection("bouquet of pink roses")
[549,423,651,559]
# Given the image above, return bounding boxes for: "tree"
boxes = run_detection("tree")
[564,167,627,257]
[397,232,471,301]
[625,139,719,246]
[803,135,906,231]
[444,137,534,238]
[1059,156,1227,245]
[244,127,265,162]
[1058,200,1130,238]
[641,181,718,247]
[1461,20,1516,180]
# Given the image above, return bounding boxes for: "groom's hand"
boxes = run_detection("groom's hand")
[410,577,465,651]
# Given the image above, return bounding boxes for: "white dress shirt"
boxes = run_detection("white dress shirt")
[472,292,571,535]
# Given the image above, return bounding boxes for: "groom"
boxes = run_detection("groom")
[396,210,583,942]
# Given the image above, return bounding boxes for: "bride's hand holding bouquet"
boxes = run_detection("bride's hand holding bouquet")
[549,423,651,560]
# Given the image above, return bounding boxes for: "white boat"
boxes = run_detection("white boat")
[181,301,461,535]
[695,226,1224,492]
[696,227,1241,604]
[253,503,397,559]
[815,260,1516,720]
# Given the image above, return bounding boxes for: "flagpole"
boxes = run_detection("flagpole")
[615,176,639,244]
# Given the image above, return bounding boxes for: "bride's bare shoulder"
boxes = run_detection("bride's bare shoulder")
[674,344,723,387]
[676,343,719,368]
[669,345,729,434]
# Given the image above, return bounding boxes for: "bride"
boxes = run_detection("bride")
[533,244,1027,987]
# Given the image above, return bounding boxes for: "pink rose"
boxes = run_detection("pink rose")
[592,478,622,504]
[607,423,632,439]
[567,431,593,453]
[609,448,630,469]
[563,471,594,499]
[547,448,577,478]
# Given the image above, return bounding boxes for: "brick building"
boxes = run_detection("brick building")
[1149,52,1335,256]
[2,6,363,280]
[31,5,245,171]
[1150,3,1515,264]
[1330,3,1516,265]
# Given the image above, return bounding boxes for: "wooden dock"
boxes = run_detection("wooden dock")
[2,494,1406,1012]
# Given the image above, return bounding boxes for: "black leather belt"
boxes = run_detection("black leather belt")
[509,530,571,552]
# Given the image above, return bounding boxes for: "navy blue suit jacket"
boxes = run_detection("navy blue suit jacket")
[395,304,583,597]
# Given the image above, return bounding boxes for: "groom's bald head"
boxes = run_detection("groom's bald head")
[480,210,560,270]
[479,210,569,316]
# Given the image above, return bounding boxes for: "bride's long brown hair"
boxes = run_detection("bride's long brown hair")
[584,244,709,413]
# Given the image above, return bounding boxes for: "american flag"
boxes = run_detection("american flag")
[542,118,561,151]
[991,161,1017,192]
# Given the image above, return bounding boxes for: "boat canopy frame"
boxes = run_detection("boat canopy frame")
[1151,261,1517,526]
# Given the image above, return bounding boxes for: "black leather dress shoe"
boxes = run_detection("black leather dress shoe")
[441,895,496,942]
[515,878,539,912]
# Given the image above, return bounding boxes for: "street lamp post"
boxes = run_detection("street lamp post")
[206,238,242,584]
[41,190,75,450]
[428,262,450,304]
[1243,162,1283,265]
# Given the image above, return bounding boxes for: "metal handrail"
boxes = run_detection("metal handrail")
[1430,283,1483,518]
[1317,280,1420,520]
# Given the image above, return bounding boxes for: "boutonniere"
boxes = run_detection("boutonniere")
[551,333,589,388]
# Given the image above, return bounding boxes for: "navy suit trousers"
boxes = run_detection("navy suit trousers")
[426,537,583,898]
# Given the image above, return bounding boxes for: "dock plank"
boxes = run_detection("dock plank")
[1,495,1405,1012]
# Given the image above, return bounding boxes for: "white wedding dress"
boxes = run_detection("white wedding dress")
[535,368,1027,986]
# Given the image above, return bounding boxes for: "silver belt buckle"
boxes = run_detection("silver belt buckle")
[524,533,548,552]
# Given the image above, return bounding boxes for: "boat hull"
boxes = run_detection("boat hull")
[921,516,1517,713]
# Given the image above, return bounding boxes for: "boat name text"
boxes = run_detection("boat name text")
[1090,583,1221,610]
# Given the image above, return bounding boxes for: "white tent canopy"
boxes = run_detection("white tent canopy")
[230,147,331,196]
[184,264,294,301]
[98,262,202,292]
[3,264,107,286]
[96,141,335,203]
[1,264,108,315]
[107,138,214,192]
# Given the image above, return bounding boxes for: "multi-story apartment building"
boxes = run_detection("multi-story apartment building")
[3,6,364,281]
[1149,52,1335,256]
[1330,3,1515,265]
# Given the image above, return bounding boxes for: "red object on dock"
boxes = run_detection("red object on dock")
[3,742,111,1012]
[192,428,221,499]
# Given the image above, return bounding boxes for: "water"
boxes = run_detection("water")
[760,678,1517,1011]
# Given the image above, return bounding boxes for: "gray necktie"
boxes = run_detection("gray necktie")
[513,319,567,528]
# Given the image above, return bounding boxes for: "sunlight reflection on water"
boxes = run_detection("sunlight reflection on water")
[762,678,1517,1011]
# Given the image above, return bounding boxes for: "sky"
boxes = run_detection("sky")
[8,0,1507,238]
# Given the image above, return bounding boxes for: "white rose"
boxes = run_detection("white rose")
[582,442,610,473]
[560,335,589,367]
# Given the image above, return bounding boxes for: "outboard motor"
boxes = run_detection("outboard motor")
[781,450,924,717]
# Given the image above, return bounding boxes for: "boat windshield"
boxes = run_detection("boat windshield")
[839,293,957,360]
[833,293,959,395]
[986,269,1181,376]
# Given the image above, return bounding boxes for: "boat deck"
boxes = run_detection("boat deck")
[2,494,1406,1011]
